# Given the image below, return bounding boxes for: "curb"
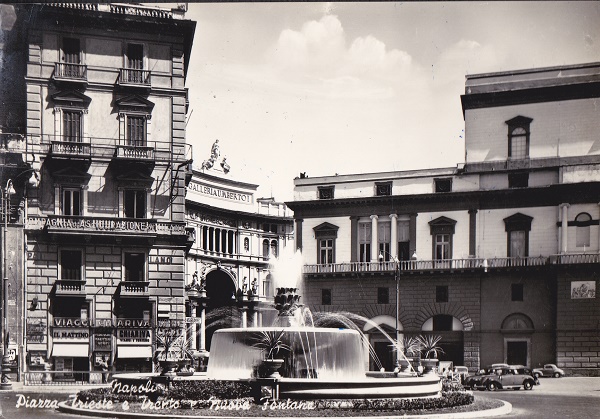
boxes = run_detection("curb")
[57,399,512,419]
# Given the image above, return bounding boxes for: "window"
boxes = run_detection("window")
[322,289,332,305]
[124,189,146,218]
[429,216,456,260]
[63,110,82,142]
[434,178,452,193]
[575,213,592,248]
[506,116,533,160]
[243,237,249,252]
[124,252,145,281]
[127,43,144,70]
[436,285,448,303]
[375,182,392,196]
[262,239,270,259]
[504,213,533,257]
[378,222,391,261]
[508,172,529,188]
[398,220,410,261]
[511,283,524,301]
[314,222,338,264]
[126,115,146,146]
[60,249,82,280]
[358,222,371,262]
[318,186,334,199]
[62,37,80,65]
[377,287,389,304]
[270,240,278,258]
[432,314,453,331]
[62,188,81,216]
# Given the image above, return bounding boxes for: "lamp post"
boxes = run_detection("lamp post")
[379,251,401,368]
[2,179,16,390]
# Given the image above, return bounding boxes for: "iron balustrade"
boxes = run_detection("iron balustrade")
[118,68,151,86]
[302,254,598,274]
[53,63,87,81]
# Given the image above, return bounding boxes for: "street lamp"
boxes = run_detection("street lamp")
[379,251,401,368]
[2,179,16,390]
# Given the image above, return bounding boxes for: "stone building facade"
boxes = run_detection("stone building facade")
[288,62,600,375]
[0,3,196,381]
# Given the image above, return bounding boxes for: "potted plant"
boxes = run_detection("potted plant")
[417,334,444,374]
[251,329,291,378]
[397,336,422,373]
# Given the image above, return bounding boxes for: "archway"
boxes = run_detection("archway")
[204,269,237,351]
[501,313,534,366]
[363,315,401,372]
[422,314,464,365]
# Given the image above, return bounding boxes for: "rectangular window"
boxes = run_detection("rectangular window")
[511,283,524,301]
[435,178,452,193]
[508,172,529,188]
[124,252,145,282]
[436,285,449,303]
[62,189,81,216]
[127,116,146,146]
[375,182,392,196]
[377,287,389,304]
[127,43,144,69]
[509,230,527,257]
[61,249,82,280]
[319,238,334,264]
[322,289,332,305]
[63,38,80,64]
[63,110,82,142]
[318,186,334,200]
[378,222,391,261]
[435,234,451,260]
[124,189,146,219]
[358,223,371,262]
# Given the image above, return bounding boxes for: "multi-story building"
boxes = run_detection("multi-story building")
[184,141,295,358]
[0,3,196,382]
[288,62,600,376]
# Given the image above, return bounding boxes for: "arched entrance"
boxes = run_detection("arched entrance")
[501,313,534,366]
[363,315,399,372]
[204,269,237,351]
[422,314,464,365]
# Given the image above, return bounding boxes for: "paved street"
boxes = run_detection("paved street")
[476,376,600,418]
[0,377,599,418]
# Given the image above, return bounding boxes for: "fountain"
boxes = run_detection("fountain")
[206,287,441,399]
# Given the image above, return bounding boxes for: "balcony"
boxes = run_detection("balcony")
[54,279,86,296]
[115,144,155,161]
[26,215,187,238]
[119,281,150,297]
[50,140,92,160]
[53,63,88,84]
[117,69,151,88]
[302,255,562,277]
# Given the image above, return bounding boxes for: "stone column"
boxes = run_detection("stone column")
[241,308,247,328]
[370,215,379,262]
[199,305,206,351]
[390,214,398,258]
[560,203,570,254]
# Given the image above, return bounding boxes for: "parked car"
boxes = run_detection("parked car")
[481,366,537,391]
[453,366,469,384]
[533,364,565,378]
[464,364,508,390]
[510,365,540,385]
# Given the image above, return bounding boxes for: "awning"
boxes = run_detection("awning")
[117,345,152,359]
[52,343,89,357]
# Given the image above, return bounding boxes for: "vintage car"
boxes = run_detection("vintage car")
[463,364,508,390]
[533,364,565,378]
[480,366,538,391]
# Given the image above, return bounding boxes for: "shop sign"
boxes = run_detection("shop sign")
[94,333,112,351]
[53,317,92,327]
[184,317,201,324]
[115,319,151,328]
[26,319,47,344]
[52,328,89,342]
[117,328,152,345]
[188,182,253,204]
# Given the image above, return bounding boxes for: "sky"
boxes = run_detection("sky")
[177,1,600,202]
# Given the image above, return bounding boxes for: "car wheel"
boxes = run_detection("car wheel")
[487,382,498,391]
[553,372,561,378]
[524,381,533,390]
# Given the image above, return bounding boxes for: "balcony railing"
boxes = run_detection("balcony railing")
[50,140,92,159]
[119,281,150,297]
[53,63,87,82]
[26,215,187,237]
[303,254,593,275]
[55,279,86,295]
[115,144,154,161]
[118,68,151,87]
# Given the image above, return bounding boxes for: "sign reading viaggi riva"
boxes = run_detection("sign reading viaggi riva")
[188,181,253,204]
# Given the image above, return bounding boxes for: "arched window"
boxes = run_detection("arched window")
[575,213,592,248]
[506,116,533,160]
[270,240,278,258]
[262,239,270,259]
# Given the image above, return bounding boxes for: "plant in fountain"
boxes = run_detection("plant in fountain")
[396,336,422,374]
[251,329,291,378]
[417,334,444,374]
[154,325,186,375]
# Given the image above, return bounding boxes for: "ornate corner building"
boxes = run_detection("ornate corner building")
[0,3,196,381]
[288,62,600,376]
